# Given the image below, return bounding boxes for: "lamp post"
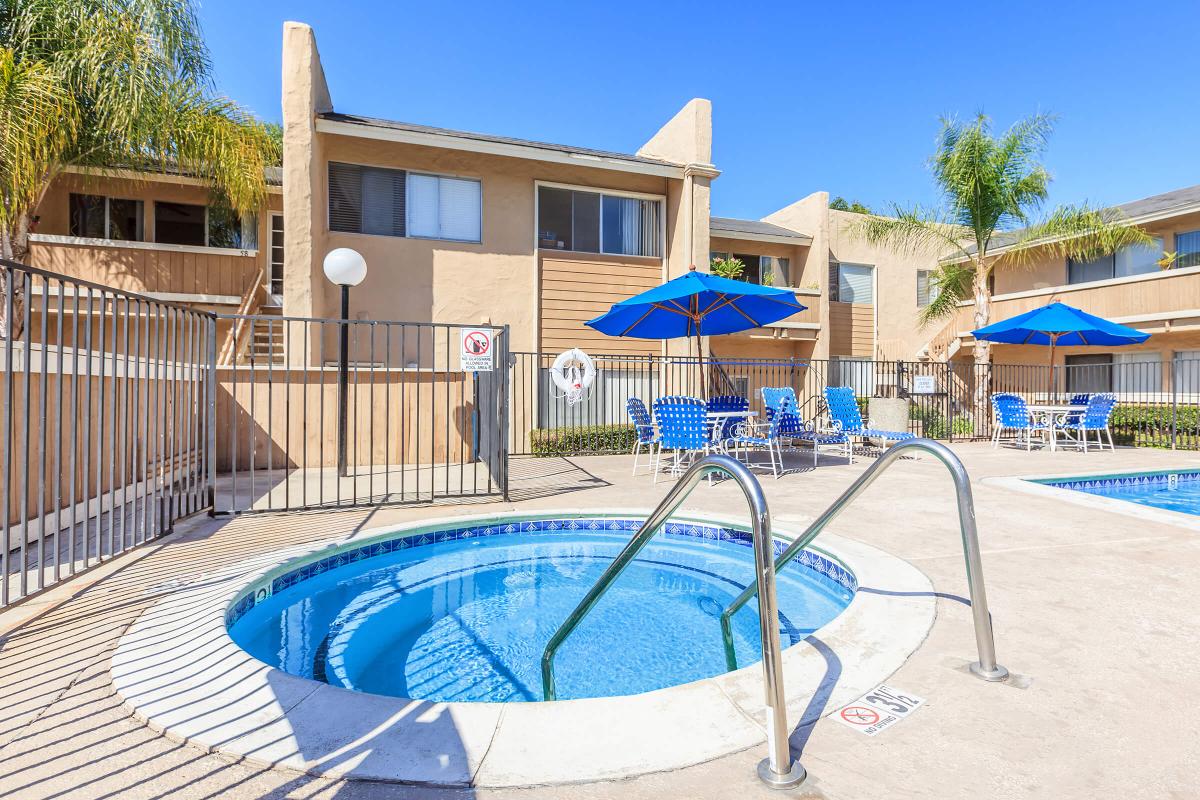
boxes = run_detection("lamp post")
[323,248,367,478]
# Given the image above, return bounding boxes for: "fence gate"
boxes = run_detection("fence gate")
[1,259,214,608]
[212,316,509,513]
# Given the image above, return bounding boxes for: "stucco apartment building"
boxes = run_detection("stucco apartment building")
[926,185,1200,395]
[23,20,1200,394]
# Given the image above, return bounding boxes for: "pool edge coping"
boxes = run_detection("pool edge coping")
[109,508,936,788]
[985,471,1200,532]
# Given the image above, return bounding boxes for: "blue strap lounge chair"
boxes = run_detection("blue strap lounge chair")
[761,387,852,465]
[626,397,659,476]
[823,386,916,449]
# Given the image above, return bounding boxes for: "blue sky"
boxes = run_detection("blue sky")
[198,0,1200,222]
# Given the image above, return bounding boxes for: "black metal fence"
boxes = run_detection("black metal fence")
[511,351,1200,455]
[1,259,214,607]
[212,316,509,513]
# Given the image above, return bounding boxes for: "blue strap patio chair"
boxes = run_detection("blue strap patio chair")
[626,397,659,476]
[761,386,851,465]
[1063,392,1091,427]
[823,386,916,450]
[652,397,710,483]
[706,394,750,445]
[1060,392,1117,452]
[729,396,793,478]
[990,393,1049,450]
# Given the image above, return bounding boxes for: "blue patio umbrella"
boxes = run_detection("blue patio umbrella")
[971,301,1149,394]
[586,267,806,339]
[585,267,807,395]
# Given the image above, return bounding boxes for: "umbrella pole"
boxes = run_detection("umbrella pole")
[696,328,707,401]
[1047,334,1058,402]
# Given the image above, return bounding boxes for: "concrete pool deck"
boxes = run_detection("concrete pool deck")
[0,442,1197,799]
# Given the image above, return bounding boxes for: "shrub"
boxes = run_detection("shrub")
[907,404,974,439]
[530,424,637,457]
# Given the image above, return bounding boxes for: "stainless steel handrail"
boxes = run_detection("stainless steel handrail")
[539,454,807,789]
[719,437,1009,682]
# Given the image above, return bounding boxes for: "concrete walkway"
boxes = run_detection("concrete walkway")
[0,444,1197,799]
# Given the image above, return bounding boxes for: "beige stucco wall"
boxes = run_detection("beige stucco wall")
[763,192,832,358]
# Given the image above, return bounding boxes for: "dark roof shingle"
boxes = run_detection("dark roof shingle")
[710,216,812,243]
[318,112,682,169]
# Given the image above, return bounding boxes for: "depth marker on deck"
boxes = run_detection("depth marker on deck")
[834,684,925,736]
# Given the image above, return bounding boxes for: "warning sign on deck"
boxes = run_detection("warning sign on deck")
[460,328,495,372]
[834,684,925,736]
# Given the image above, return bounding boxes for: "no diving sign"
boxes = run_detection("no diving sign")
[460,328,495,372]
[835,684,925,736]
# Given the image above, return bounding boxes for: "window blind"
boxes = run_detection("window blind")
[328,162,364,233]
[838,263,874,304]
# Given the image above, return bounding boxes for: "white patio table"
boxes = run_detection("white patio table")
[1025,403,1079,452]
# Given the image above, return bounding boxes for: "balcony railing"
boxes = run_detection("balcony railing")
[29,234,260,302]
[926,265,1200,358]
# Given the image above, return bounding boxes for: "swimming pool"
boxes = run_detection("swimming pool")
[1033,470,1200,516]
[226,516,856,703]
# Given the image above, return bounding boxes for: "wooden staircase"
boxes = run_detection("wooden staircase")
[245,308,284,364]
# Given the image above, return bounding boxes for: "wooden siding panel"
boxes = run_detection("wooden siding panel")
[828,302,874,357]
[29,239,257,299]
[539,254,664,355]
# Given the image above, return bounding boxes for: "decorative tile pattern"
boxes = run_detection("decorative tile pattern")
[224,517,858,628]
[1040,470,1200,493]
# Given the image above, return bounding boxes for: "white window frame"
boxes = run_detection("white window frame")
[405,170,483,244]
[533,180,666,259]
[325,158,484,244]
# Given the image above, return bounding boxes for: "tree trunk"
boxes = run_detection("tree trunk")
[10,210,30,265]
[0,220,25,340]
[971,257,992,409]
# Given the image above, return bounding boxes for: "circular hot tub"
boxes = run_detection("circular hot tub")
[226,517,856,702]
[111,510,934,787]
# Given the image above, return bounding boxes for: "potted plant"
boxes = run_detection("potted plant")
[1158,251,1179,270]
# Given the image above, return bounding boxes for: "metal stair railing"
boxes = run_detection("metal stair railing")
[540,454,807,790]
[718,437,1009,682]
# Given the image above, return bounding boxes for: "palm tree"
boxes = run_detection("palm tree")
[856,113,1149,371]
[0,0,279,334]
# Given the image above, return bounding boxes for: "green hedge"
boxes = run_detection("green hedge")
[530,424,637,456]
[1110,403,1200,447]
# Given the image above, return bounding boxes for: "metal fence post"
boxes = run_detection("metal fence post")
[206,316,218,514]
[1171,355,1178,450]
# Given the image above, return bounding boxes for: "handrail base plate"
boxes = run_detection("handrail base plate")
[970,661,1010,682]
[757,758,807,790]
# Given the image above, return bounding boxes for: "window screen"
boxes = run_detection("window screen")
[1176,230,1200,269]
[328,162,406,237]
[408,174,481,241]
[69,194,107,239]
[537,186,661,257]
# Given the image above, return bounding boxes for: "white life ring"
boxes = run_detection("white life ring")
[550,348,596,405]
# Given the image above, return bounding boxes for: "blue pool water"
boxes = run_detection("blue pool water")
[1037,470,1200,516]
[228,519,854,702]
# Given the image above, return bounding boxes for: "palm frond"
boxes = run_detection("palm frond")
[997,204,1152,269]
[918,261,973,325]
[0,47,77,226]
[0,0,275,225]
[851,204,973,262]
